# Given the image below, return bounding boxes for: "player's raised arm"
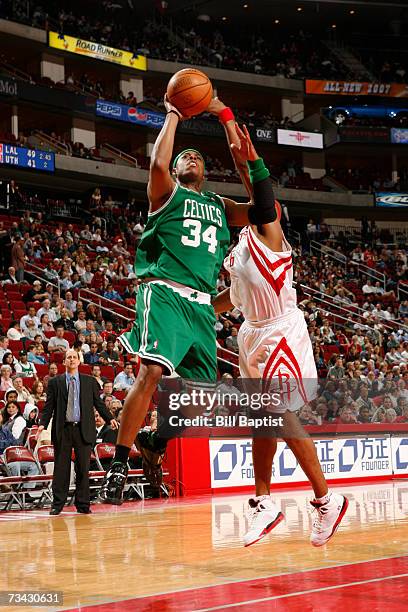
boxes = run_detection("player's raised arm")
[207,97,254,202]
[232,124,283,251]
[147,95,183,212]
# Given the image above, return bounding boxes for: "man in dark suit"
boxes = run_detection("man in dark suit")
[95,410,118,444]
[38,348,118,515]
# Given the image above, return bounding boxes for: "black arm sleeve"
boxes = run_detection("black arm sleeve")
[247,176,277,225]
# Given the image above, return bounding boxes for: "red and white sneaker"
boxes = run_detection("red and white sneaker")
[310,493,349,547]
[243,496,284,547]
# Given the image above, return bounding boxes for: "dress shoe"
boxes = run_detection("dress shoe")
[76,508,92,514]
[49,508,62,515]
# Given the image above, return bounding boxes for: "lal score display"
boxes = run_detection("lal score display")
[0,144,55,172]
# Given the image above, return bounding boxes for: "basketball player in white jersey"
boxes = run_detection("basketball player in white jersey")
[213,125,348,547]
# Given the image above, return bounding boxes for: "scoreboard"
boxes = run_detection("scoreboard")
[0,143,55,172]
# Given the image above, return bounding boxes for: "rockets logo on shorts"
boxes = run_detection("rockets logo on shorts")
[262,338,309,407]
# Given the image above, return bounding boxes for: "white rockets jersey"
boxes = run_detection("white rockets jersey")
[223,225,297,322]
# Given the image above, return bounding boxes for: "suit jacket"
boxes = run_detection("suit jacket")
[40,373,114,445]
[95,423,118,445]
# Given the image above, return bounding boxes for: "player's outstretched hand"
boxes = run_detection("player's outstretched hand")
[230,123,259,164]
[207,96,227,116]
[164,94,185,120]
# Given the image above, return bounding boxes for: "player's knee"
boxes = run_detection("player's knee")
[137,362,163,390]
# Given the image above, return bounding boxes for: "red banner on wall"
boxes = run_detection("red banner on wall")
[305,79,408,98]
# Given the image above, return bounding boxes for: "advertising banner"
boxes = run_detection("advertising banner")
[49,31,147,71]
[0,143,54,172]
[96,99,164,128]
[391,128,408,144]
[305,79,408,98]
[277,128,323,149]
[338,126,390,143]
[376,193,408,207]
[0,76,17,97]
[210,436,393,488]
[391,436,408,474]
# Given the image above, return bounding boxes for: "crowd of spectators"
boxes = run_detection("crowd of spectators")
[0,2,354,81]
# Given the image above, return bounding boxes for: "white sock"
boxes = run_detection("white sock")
[315,490,331,505]
[254,494,270,501]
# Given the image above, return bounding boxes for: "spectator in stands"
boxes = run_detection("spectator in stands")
[371,407,386,423]
[20,306,40,334]
[11,236,25,282]
[1,401,27,443]
[103,283,123,302]
[43,363,59,390]
[23,403,39,428]
[113,363,135,391]
[64,291,77,315]
[54,308,76,331]
[0,365,14,391]
[12,376,33,403]
[100,339,120,364]
[7,321,23,341]
[39,313,54,334]
[112,239,130,258]
[48,325,70,354]
[216,373,242,400]
[31,380,46,403]
[24,280,49,303]
[0,336,11,362]
[0,410,17,454]
[358,405,372,424]
[335,404,358,424]
[225,327,239,353]
[385,408,397,423]
[95,410,118,444]
[84,343,101,365]
[74,310,87,333]
[3,266,18,285]
[396,402,408,422]
[28,344,47,365]
[91,365,104,389]
[3,353,16,374]
[298,404,319,425]
[100,381,114,399]
[37,297,57,323]
[15,351,37,377]
[328,357,345,379]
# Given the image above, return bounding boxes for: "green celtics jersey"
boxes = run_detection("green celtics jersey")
[135,183,230,295]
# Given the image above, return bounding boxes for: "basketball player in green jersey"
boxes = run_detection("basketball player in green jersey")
[98,94,250,503]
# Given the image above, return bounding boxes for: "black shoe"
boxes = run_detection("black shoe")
[97,462,128,505]
[135,431,166,488]
[49,507,62,515]
[77,508,92,514]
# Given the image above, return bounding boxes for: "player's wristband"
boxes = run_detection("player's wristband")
[167,109,181,120]
[218,107,235,124]
[247,158,270,184]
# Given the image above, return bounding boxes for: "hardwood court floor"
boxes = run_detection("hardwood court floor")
[1,481,407,611]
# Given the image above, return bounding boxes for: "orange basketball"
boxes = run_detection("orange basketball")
[167,68,213,118]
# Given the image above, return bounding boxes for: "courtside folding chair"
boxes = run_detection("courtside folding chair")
[3,446,45,509]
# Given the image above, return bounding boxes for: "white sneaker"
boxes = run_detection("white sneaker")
[243,496,284,547]
[310,493,348,547]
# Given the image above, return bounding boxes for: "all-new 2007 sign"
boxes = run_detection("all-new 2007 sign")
[49,32,147,71]
[305,79,408,98]
[209,436,400,488]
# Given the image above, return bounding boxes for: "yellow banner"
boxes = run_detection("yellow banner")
[49,32,147,71]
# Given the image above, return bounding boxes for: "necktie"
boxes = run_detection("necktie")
[66,377,76,422]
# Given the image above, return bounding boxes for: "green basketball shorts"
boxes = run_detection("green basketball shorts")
[119,280,217,381]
